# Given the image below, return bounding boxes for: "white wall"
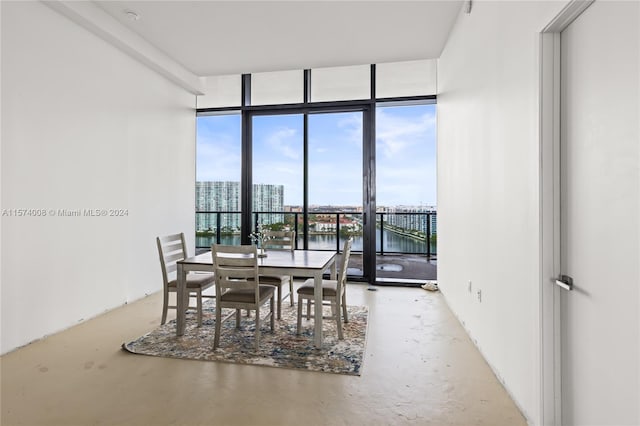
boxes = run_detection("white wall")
[437,1,567,424]
[1,1,196,354]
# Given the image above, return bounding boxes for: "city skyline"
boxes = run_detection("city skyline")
[196,179,437,237]
[195,180,436,211]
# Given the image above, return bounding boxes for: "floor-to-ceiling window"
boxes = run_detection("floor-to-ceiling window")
[375,104,437,282]
[196,61,437,283]
[195,112,242,248]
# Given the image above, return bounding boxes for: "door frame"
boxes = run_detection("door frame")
[539,1,594,424]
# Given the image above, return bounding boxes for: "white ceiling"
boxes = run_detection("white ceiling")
[94,1,463,77]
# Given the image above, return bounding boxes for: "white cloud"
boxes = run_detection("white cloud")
[375,106,437,205]
[265,127,300,160]
[197,134,241,181]
[376,109,435,159]
[338,114,363,147]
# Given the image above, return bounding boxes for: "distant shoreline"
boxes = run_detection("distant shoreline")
[197,227,428,242]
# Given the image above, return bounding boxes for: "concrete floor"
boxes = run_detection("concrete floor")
[1,284,526,426]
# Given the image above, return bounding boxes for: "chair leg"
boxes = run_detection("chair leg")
[214,304,222,349]
[336,298,344,340]
[306,299,311,320]
[270,294,275,330]
[161,289,169,325]
[288,276,294,306]
[236,309,242,329]
[296,295,303,335]
[342,292,349,323]
[197,289,203,327]
[255,306,261,350]
[276,284,282,320]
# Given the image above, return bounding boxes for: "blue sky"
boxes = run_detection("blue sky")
[197,104,436,207]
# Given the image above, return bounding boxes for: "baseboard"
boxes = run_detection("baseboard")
[438,287,534,426]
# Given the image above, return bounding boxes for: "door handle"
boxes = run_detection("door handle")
[554,274,573,291]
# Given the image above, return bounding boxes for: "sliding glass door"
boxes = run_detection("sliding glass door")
[251,114,304,242]
[250,109,370,280]
[308,111,364,278]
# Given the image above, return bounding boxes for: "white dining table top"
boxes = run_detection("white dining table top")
[180,249,336,270]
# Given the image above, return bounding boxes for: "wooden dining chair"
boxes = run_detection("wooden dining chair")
[211,244,275,350]
[259,230,295,319]
[156,233,215,326]
[296,238,353,339]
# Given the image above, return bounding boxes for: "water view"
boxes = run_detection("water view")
[196,228,436,255]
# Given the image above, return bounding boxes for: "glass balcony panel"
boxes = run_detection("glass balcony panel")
[196,213,217,248]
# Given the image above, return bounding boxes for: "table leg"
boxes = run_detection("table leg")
[313,271,323,348]
[176,263,186,336]
[330,257,337,280]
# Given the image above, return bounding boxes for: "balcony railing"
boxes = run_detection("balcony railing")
[196,211,437,257]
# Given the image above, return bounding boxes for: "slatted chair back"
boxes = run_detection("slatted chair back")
[211,244,275,350]
[296,237,353,340]
[157,233,187,290]
[156,232,215,326]
[212,244,260,300]
[263,230,295,251]
[337,237,353,295]
[260,230,296,318]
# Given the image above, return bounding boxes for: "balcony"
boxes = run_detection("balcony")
[196,210,437,283]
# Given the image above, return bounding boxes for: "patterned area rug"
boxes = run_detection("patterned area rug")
[122,300,368,376]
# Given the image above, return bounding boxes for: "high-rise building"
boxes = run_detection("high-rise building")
[196,181,285,231]
[381,205,437,236]
[253,184,284,225]
[196,181,241,231]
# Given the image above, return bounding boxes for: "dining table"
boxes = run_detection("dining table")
[176,249,338,348]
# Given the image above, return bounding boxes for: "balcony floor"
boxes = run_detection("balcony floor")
[348,253,437,283]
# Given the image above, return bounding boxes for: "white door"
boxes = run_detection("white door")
[559,1,639,425]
